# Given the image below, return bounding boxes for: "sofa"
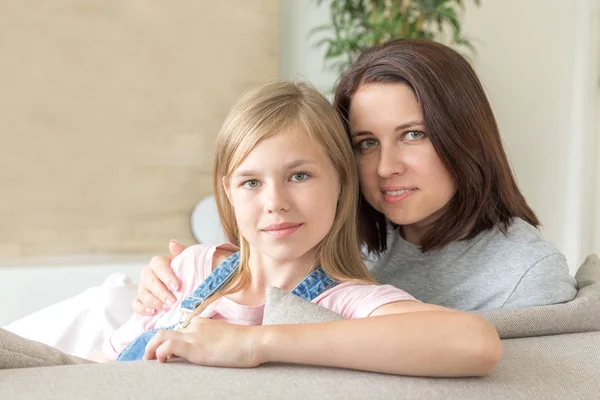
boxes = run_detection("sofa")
[1,255,599,399]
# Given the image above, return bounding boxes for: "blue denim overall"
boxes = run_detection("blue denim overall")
[117,252,338,361]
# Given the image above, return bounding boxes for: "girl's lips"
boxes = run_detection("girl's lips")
[382,188,417,203]
[262,223,303,239]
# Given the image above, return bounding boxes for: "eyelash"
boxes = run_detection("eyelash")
[404,130,425,140]
[240,172,311,189]
[354,130,426,151]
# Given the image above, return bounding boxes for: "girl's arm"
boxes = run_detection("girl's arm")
[143,302,501,377]
[256,302,500,377]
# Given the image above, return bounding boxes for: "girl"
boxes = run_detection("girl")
[137,40,577,313]
[98,81,501,377]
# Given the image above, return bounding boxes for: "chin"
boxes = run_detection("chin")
[380,209,420,226]
[259,245,313,263]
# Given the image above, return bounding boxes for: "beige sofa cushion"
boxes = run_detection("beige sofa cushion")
[1,331,599,400]
[0,328,91,369]
[262,286,344,325]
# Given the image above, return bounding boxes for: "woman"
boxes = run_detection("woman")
[135,39,576,313]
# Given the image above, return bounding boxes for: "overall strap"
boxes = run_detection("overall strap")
[180,252,240,311]
[291,267,338,301]
[180,251,338,311]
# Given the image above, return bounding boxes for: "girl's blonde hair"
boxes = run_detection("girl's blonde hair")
[183,81,374,324]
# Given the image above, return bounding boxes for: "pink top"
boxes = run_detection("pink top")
[103,244,416,360]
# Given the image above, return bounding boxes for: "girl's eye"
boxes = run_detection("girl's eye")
[242,179,261,189]
[290,172,309,182]
[357,138,379,150]
[404,131,425,141]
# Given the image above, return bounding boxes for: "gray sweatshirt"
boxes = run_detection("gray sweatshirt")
[364,218,578,311]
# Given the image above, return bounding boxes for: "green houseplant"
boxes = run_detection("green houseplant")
[312,0,481,74]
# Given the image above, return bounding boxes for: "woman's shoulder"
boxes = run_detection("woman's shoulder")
[484,218,563,261]
[369,219,576,310]
[454,218,576,308]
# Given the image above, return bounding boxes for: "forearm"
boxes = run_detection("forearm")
[254,312,501,377]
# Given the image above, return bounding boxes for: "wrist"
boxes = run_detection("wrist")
[250,325,273,365]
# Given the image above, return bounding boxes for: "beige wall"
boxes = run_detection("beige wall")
[0,0,278,261]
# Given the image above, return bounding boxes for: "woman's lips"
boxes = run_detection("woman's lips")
[382,188,417,203]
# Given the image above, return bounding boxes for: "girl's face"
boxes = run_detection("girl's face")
[348,83,456,243]
[225,128,340,265]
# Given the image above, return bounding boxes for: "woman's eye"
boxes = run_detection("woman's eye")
[404,131,425,141]
[357,138,379,149]
[290,172,309,182]
[242,179,260,189]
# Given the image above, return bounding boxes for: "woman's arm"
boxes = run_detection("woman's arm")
[133,240,187,315]
[143,302,501,377]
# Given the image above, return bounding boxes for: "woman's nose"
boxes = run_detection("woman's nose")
[377,146,406,178]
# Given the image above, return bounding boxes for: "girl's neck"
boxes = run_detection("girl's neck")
[247,249,316,291]
[227,248,317,306]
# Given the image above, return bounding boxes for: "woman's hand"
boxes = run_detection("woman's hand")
[142,318,264,368]
[133,240,186,316]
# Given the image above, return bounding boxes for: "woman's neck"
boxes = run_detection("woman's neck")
[400,226,422,245]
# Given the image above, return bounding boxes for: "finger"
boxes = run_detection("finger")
[169,240,186,257]
[155,339,195,363]
[150,255,180,296]
[132,298,157,316]
[143,330,181,361]
[143,261,177,306]
[134,290,163,313]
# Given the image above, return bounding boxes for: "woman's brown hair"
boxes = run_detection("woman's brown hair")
[334,39,539,254]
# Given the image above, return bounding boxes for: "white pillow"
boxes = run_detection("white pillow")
[3,273,136,358]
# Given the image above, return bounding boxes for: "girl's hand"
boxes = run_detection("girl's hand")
[142,318,264,368]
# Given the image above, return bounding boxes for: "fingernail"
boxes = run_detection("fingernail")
[162,300,173,311]
[145,308,155,315]
[168,282,179,292]
[170,239,178,244]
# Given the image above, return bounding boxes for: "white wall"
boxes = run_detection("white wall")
[0,258,145,326]
[280,0,336,92]
[592,0,600,260]
[280,0,600,273]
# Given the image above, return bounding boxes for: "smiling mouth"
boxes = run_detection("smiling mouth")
[383,189,414,196]
[381,188,417,203]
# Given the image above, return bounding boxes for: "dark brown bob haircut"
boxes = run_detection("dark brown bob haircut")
[334,39,539,254]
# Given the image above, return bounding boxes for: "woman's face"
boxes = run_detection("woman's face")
[348,82,456,244]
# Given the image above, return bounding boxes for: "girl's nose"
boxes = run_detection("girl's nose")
[265,184,290,213]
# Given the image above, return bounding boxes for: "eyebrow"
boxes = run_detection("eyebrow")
[351,120,425,138]
[233,159,318,178]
